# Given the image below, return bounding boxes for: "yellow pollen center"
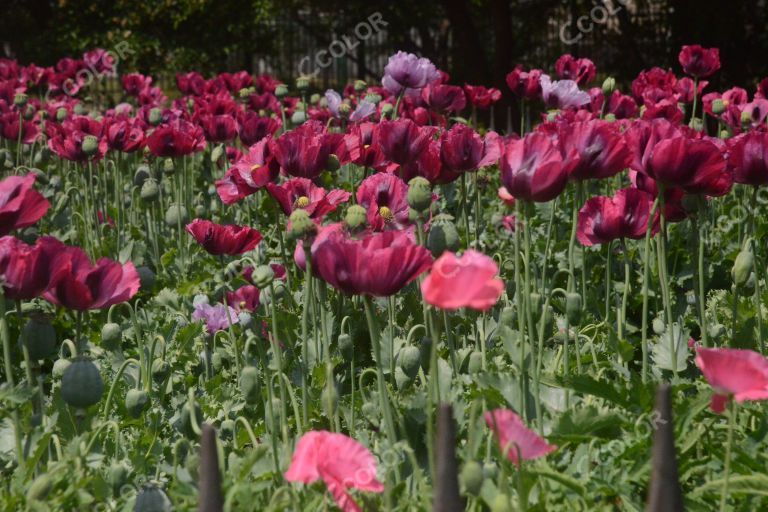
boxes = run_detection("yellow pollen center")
[240,301,247,308]
[250,164,262,172]
[363,144,371,149]
[723,100,730,107]
[296,196,310,208]
[379,206,393,221]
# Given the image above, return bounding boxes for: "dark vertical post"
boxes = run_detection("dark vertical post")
[433,403,463,512]
[646,384,684,512]
[198,423,224,512]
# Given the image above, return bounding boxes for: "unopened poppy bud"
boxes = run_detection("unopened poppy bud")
[125,388,149,418]
[467,351,483,374]
[364,93,381,105]
[295,76,310,91]
[565,292,582,325]
[407,176,432,212]
[148,107,163,126]
[652,317,666,335]
[601,77,616,95]
[711,99,726,115]
[380,103,394,118]
[289,209,316,239]
[291,110,306,125]
[491,493,512,512]
[354,80,367,93]
[274,84,288,98]
[140,178,160,202]
[344,204,367,230]
[101,322,121,347]
[164,203,189,227]
[251,264,275,288]
[732,248,754,287]
[460,461,484,496]
[81,135,99,156]
[338,333,353,359]
[326,154,340,172]
[13,93,28,107]
[239,366,261,404]
[499,306,515,328]
[309,93,321,105]
[56,107,68,122]
[162,158,175,175]
[398,345,421,379]
[427,214,460,257]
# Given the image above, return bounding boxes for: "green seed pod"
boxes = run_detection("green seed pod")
[140,178,160,202]
[407,176,432,213]
[134,484,172,512]
[73,103,86,116]
[133,164,152,186]
[251,265,275,288]
[398,345,422,379]
[289,209,316,239]
[499,306,515,329]
[137,266,156,290]
[565,292,583,326]
[467,352,483,374]
[460,461,484,496]
[326,153,340,173]
[428,214,460,257]
[148,108,163,126]
[601,77,616,95]
[322,382,338,416]
[23,316,57,360]
[56,107,68,122]
[338,333,354,360]
[125,389,150,418]
[344,204,368,231]
[81,135,100,157]
[482,462,498,479]
[274,84,288,98]
[52,357,71,379]
[711,99,726,115]
[108,462,129,494]
[381,103,394,118]
[26,473,53,501]
[364,93,381,105]
[239,366,261,404]
[220,419,235,440]
[162,158,175,175]
[101,322,122,348]
[491,493,512,512]
[151,359,170,381]
[732,249,754,288]
[652,318,666,335]
[291,110,307,125]
[295,76,310,91]
[14,92,28,107]
[164,204,189,227]
[61,357,104,408]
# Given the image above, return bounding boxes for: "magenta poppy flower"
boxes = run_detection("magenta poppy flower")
[625,119,684,175]
[631,67,678,101]
[355,173,410,231]
[558,120,631,180]
[199,113,238,143]
[463,84,502,109]
[695,347,768,413]
[219,70,253,93]
[285,431,384,512]
[439,124,502,173]
[729,131,768,186]
[176,72,206,96]
[121,73,152,96]
[485,409,557,466]
[500,132,569,203]
[554,54,596,86]
[216,139,279,205]
[186,219,262,256]
[41,238,140,311]
[577,188,658,246]
[0,236,52,300]
[83,48,115,75]
[374,119,436,179]
[0,113,39,145]
[48,130,108,162]
[238,112,281,146]
[381,51,440,95]
[678,45,721,78]
[421,83,466,114]
[268,120,343,179]
[104,118,145,153]
[225,285,260,312]
[0,173,50,235]
[340,123,384,169]
[312,229,432,297]
[505,66,543,100]
[421,250,504,311]
[266,178,350,220]
[646,137,731,196]
[146,120,206,157]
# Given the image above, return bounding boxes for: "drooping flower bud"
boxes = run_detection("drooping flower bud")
[251,265,275,288]
[565,292,583,326]
[140,178,160,202]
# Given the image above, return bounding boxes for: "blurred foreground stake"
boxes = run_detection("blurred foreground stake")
[198,423,224,512]
[433,403,464,512]
[646,384,684,511]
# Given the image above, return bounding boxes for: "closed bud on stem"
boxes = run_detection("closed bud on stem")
[711,99,726,115]
[565,292,583,325]
[81,135,99,156]
[428,214,460,257]
[295,76,310,91]
[148,107,163,126]
[601,77,616,95]
[289,209,317,239]
[274,84,288,98]
[13,93,28,107]
[344,204,367,231]
[407,176,432,212]
[251,265,275,288]
[732,248,754,287]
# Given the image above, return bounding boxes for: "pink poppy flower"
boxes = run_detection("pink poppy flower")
[0,173,50,236]
[185,219,262,256]
[285,431,384,512]
[695,347,768,413]
[421,250,504,311]
[485,409,557,466]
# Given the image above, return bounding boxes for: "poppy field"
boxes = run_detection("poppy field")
[2,45,768,511]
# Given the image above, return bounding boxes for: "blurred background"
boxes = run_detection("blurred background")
[2,0,767,91]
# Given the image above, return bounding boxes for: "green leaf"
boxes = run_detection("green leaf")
[691,474,768,497]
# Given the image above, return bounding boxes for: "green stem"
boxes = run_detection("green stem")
[619,239,631,342]
[362,296,397,445]
[695,207,709,347]
[514,201,527,420]
[719,400,736,511]
[0,295,24,469]
[300,240,312,427]
[640,199,659,383]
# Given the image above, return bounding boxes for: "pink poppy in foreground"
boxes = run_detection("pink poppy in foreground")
[500,132,569,203]
[485,409,557,466]
[0,173,50,236]
[695,347,768,413]
[186,219,262,256]
[0,236,52,300]
[267,178,350,220]
[285,431,384,512]
[421,250,504,311]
